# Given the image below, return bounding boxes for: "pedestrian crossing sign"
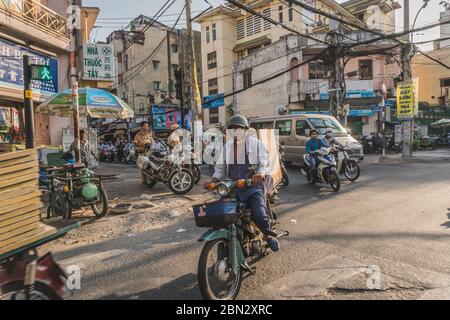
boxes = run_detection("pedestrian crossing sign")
[30,64,52,81]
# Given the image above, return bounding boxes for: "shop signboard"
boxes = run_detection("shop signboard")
[396,81,414,119]
[83,43,116,81]
[0,37,59,97]
[319,80,375,100]
[202,94,224,109]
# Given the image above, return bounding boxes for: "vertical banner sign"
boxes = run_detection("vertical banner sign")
[396,81,414,119]
[83,44,116,81]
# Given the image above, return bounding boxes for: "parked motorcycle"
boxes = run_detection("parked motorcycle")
[386,135,403,153]
[194,178,288,300]
[331,145,360,181]
[300,147,341,192]
[137,139,195,195]
[123,143,137,164]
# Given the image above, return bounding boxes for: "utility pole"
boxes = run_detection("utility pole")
[185,0,201,121]
[70,0,82,163]
[327,18,345,123]
[178,29,185,128]
[167,29,173,101]
[23,55,35,149]
[401,0,413,157]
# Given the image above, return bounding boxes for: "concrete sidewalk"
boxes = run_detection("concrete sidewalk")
[378,148,450,163]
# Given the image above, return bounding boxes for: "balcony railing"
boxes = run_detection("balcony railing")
[0,0,68,39]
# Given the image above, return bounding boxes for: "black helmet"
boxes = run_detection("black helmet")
[228,115,249,129]
[310,129,319,136]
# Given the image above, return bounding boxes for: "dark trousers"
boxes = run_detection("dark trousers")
[245,191,272,236]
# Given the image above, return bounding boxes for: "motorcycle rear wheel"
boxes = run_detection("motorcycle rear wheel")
[91,184,109,218]
[141,172,157,188]
[198,239,242,300]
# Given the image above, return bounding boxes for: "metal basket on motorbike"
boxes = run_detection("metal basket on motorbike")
[193,199,238,228]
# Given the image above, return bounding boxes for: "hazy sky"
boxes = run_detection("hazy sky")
[85,0,446,50]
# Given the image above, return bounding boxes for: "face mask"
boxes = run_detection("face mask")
[326,133,332,138]
[233,128,246,141]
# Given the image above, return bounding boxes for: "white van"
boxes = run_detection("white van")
[249,114,364,164]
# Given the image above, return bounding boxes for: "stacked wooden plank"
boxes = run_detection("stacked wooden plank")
[0,149,56,256]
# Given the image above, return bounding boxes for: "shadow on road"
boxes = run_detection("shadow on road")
[99,273,201,300]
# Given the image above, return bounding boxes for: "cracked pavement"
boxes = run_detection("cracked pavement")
[40,155,450,300]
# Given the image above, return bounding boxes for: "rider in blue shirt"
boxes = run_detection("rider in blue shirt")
[306,129,328,176]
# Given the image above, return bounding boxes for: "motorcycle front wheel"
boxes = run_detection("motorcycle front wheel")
[344,160,360,181]
[329,169,341,192]
[168,169,194,195]
[197,239,242,300]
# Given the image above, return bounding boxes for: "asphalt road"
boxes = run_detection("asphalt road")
[51,156,450,300]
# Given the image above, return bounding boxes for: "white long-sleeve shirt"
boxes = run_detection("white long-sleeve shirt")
[213,134,270,181]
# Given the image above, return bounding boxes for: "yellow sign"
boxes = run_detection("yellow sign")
[24,90,33,99]
[396,81,414,119]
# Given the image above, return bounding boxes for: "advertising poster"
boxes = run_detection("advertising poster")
[396,81,414,119]
[152,106,167,130]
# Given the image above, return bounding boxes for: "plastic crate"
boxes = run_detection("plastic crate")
[193,199,238,228]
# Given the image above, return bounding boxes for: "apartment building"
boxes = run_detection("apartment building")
[341,0,400,34]
[195,0,371,127]
[195,0,401,129]
[108,16,202,127]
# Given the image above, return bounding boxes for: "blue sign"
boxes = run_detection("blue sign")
[385,99,396,107]
[203,93,224,109]
[291,111,331,115]
[0,37,58,96]
[349,110,374,117]
[372,105,382,112]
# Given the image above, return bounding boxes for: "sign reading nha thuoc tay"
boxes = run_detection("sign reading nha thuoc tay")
[83,44,116,81]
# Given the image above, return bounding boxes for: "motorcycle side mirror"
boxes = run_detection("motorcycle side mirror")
[305,129,310,137]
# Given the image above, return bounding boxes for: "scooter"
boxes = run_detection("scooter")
[300,147,341,192]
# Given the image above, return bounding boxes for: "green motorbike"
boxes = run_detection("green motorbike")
[194,179,288,300]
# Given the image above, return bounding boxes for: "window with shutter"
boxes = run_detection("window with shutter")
[246,15,254,36]
[263,8,271,30]
[236,19,245,40]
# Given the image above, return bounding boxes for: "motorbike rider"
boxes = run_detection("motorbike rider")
[306,129,328,178]
[323,128,343,148]
[133,121,154,155]
[204,115,280,252]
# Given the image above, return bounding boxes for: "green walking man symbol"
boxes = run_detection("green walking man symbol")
[40,66,51,80]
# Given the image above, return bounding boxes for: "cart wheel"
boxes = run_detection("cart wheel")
[91,184,109,218]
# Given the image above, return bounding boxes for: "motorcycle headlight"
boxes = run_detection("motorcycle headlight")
[216,183,230,197]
